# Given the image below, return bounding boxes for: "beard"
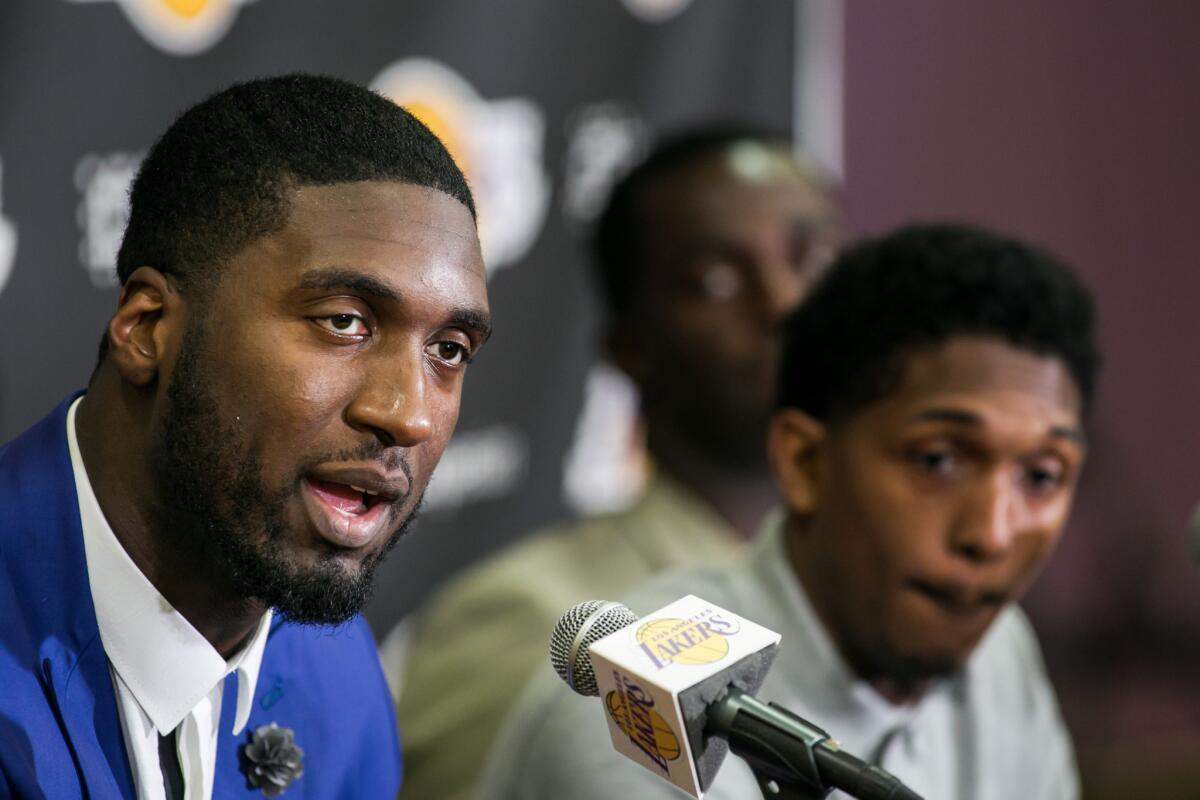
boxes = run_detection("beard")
[149,319,419,625]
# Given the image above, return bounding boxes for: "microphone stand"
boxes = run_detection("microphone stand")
[707,688,921,800]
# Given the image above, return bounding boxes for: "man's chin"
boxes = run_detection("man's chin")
[265,523,414,625]
[224,496,417,625]
[258,569,372,626]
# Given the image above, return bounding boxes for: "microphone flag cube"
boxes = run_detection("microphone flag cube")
[587,595,781,798]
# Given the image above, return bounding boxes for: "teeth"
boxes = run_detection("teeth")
[348,484,379,496]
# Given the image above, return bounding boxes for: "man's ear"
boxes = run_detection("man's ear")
[767,408,826,515]
[105,266,183,387]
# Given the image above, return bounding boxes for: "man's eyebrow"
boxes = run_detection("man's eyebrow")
[909,408,982,427]
[298,268,401,303]
[1049,425,1087,447]
[299,267,492,343]
[449,309,493,343]
[908,408,1087,446]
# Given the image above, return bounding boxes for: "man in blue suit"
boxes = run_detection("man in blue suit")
[0,74,491,798]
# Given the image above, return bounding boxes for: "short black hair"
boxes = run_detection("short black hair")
[592,125,797,321]
[118,73,473,288]
[777,223,1100,421]
[98,73,473,367]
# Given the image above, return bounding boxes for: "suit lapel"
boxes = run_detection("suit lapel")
[6,396,137,798]
[41,638,137,798]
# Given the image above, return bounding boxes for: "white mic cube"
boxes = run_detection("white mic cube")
[588,595,782,798]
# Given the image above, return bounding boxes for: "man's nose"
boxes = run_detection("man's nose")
[951,471,1020,562]
[345,354,435,447]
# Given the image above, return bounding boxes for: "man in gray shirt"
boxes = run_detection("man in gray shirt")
[480,222,1096,800]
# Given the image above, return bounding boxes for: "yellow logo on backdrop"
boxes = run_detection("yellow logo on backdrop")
[371,57,549,278]
[161,0,208,18]
[69,0,255,56]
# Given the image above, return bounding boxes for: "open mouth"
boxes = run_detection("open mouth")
[307,478,388,515]
[301,477,397,550]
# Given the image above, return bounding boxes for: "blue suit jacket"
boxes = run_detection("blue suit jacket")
[0,397,402,798]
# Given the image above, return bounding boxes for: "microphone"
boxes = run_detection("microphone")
[550,596,922,800]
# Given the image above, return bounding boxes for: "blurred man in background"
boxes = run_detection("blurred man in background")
[388,128,840,799]
[482,222,1096,800]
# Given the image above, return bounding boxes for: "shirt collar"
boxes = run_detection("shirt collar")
[67,396,272,735]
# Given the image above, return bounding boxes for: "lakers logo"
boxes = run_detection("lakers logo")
[0,157,15,298]
[371,58,549,278]
[605,675,681,773]
[70,0,254,56]
[636,612,740,669]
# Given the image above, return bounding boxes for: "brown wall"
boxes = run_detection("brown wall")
[843,1,1200,789]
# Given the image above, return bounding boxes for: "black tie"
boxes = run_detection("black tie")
[158,728,185,800]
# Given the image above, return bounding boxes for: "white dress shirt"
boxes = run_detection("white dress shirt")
[67,397,273,800]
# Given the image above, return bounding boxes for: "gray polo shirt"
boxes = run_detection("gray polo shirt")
[478,514,1079,800]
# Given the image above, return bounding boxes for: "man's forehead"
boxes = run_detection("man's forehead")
[214,180,486,303]
[886,337,1083,424]
[290,181,479,258]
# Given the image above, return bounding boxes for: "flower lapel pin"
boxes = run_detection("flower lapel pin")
[241,723,304,797]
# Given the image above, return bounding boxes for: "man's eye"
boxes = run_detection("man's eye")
[912,448,956,475]
[1024,463,1065,493]
[315,314,369,337]
[427,341,469,366]
[697,262,743,301]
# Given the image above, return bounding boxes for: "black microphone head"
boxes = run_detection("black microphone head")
[550,600,639,696]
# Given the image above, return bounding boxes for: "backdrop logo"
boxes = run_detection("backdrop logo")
[0,157,16,298]
[371,58,550,278]
[636,611,741,669]
[561,103,647,228]
[75,151,142,289]
[621,0,693,23]
[605,673,681,773]
[70,0,256,56]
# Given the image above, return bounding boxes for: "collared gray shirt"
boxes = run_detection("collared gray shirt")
[478,514,1079,800]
